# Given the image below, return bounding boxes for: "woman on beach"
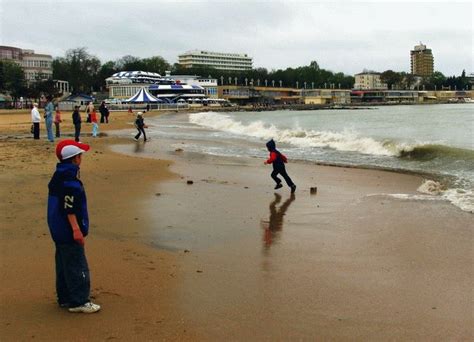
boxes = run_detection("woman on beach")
[54,107,62,138]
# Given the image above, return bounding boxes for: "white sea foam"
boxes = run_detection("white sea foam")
[367,180,474,213]
[189,112,397,156]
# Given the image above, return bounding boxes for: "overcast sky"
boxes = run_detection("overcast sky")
[1,0,472,76]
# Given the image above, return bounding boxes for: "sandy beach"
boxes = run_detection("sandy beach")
[1,109,472,341]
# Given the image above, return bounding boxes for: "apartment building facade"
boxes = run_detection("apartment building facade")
[410,43,434,77]
[178,50,253,71]
[353,71,388,90]
[0,45,53,83]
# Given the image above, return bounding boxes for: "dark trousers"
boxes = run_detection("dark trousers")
[100,114,105,123]
[74,123,81,142]
[271,166,294,187]
[135,127,147,141]
[55,243,90,307]
[33,122,40,139]
[55,122,60,137]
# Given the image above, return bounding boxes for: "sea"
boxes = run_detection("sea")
[145,103,474,213]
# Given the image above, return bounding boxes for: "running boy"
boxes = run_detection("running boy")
[134,112,147,142]
[264,139,296,193]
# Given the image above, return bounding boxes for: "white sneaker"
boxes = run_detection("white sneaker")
[68,302,101,313]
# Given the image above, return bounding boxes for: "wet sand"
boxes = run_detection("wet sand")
[1,110,473,340]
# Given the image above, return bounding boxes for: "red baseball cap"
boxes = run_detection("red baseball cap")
[55,140,90,161]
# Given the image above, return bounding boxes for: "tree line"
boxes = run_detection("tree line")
[0,47,470,102]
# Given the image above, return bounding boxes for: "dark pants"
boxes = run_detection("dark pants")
[55,243,90,307]
[100,114,105,123]
[135,127,147,141]
[74,123,81,142]
[55,122,60,137]
[271,166,294,187]
[33,122,40,139]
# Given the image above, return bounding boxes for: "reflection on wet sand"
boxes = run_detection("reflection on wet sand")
[134,141,145,153]
[261,193,295,249]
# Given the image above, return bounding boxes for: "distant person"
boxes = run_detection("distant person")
[146,103,150,112]
[47,139,101,313]
[128,106,133,114]
[44,96,55,142]
[134,112,148,142]
[54,107,62,138]
[31,102,41,139]
[86,102,94,123]
[90,108,99,137]
[72,106,82,142]
[99,101,109,123]
[264,139,296,193]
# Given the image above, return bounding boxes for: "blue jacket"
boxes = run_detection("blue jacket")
[47,163,89,244]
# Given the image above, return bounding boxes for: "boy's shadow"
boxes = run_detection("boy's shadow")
[261,193,295,248]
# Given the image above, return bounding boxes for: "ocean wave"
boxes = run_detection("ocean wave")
[189,112,474,162]
[398,144,474,161]
[189,112,397,156]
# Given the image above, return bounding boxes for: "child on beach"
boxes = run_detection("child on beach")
[264,139,296,193]
[47,139,100,313]
[54,107,62,138]
[134,112,148,142]
[72,106,82,142]
[90,109,99,137]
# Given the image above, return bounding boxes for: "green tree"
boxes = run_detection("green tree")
[381,70,402,89]
[0,60,27,101]
[52,47,101,94]
[142,56,171,74]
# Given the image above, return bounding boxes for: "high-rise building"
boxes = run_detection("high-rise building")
[410,43,434,77]
[0,45,53,83]
[178,50,253,71]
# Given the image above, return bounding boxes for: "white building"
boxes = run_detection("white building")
[178,50,253,71]
[165,72,218,98]
[354,71,388,90]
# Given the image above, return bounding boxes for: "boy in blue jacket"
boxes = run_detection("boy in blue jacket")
[264,139,296,193]
[47,139,101,313]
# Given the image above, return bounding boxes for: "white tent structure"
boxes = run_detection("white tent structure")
[124,88,161,103]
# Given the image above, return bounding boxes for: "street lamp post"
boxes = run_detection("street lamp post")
[220,76,224,86]
[234,77,237,86]
[311,82,314,89]
[304,81,307,89]
[279,80,282,87]
[296,81,299,89]
[245,78,248,86]
[228,77,232,85]
[272,80,275,87]
[265,79,268,87]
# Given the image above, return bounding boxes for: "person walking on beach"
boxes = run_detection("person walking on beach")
[86,102,94,123]
[72,106,82,142]
[264,139,296,193]
[44,96,55,142]
[134,112,148,142]
[99,101,109,123]
[54,107,62,138]
[90,108,99,137]
[47,139,101,313]
[31,102,41,139]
